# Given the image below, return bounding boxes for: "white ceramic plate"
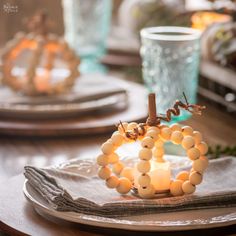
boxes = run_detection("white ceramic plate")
[23,155,236,232]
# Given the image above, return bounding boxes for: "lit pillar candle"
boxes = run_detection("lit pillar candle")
[134,160,171,192]
[149,160,171,191]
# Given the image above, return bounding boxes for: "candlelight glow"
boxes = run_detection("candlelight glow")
[134,160,171,192]
[191,11,231,31]
[149,161,171,192]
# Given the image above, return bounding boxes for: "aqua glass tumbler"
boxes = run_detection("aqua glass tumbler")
[140,27,201,122]
[62,0,112,74]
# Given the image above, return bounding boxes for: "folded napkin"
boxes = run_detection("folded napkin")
[24,157,236,217]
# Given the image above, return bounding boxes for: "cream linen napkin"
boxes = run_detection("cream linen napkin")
[24,157,236,217]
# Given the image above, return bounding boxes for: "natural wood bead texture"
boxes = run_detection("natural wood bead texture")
[97,122,209,199]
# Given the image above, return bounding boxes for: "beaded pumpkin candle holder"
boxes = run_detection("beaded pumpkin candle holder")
[1,11,79,96]
[97,93,208,199]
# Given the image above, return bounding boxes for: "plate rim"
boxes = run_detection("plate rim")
[23,180,236,232]
[0,75,131,119]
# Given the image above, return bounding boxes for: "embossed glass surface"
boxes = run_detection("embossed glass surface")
[140,27,201,122]
[62,0,112,74]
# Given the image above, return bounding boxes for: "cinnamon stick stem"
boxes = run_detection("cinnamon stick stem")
[147,93,157,126]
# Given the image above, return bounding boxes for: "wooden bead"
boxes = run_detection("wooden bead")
[116,177,132,194]
[138,184,155,199]
[120,167,134,181]
[187,147,200,160]
[147,126,160,134]
[160,127,172,140]
[182,136,195,150]
[127,122,138,130]
[111,132,124,146]
[98,166,111,180]
[108,153,119,164]
[138,174,151,187]
[182,126,193,136]
[146,130,159,140]
[106,139,113,144]
[170,123,182,132]
[112,162,124,175]
[139,148,152,161]
[182,181,196,194]
[118,122,128,134]
[155,139,164,148]
[193,158,208,173]
[171,131,183,144]
[141,137,154,149]
[124,135,135,143]
[153,147,164,157]
[159,124,168,129]
[97,154,109,166]
[106,176,120,188]
[193,131,202,144]
[137,126,146,137]
[170,180,184,196]
[196,142,208,155]
[101,142,114,155]
[137,160,151,173]
[176,171,189,181]
[189,171,203,185]
[200,156,209,167]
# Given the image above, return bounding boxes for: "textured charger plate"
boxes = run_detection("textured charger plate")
[0,75,148,137]
[23,156,236,231]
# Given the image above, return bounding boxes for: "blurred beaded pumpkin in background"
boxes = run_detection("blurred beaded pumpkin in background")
[1,11,79,96]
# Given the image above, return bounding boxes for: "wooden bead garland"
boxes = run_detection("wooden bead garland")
[97,93,208,198]
[97,121,208,198]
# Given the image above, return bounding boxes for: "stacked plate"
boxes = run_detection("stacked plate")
[0,74,129,119]
[0,74,148,136]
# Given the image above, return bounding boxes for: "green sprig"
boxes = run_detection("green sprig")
[208,145,236,159]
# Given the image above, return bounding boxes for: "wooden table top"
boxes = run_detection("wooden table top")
[0,98,236,236]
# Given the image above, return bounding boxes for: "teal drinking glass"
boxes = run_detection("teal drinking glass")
[140,27,201,122]
[62,0,112,74]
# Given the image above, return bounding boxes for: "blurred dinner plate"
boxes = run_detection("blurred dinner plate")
[0,74,128,119]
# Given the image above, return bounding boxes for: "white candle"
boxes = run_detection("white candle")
[149,160,171,191]
[134,160,171,192]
